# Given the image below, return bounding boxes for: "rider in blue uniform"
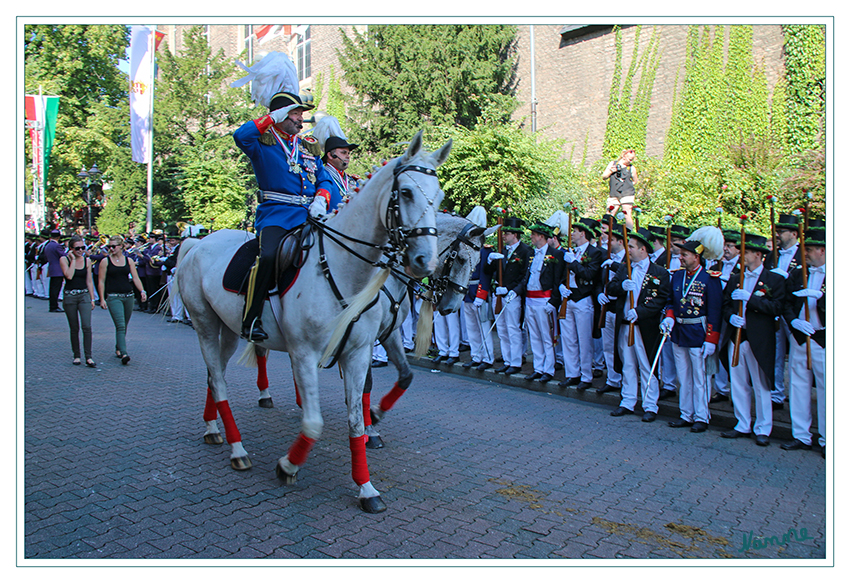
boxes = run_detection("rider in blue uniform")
[234,92,336,341]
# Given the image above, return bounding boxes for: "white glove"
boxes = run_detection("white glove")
[625,309,638,323]
[487,252,504,264]
[601,258,614,268]
[309,195,328,218]
[793,288,823,300]
[730,314,746,328]
[269,107,291,124]
[559,284,570,298]
[701,342,716,357]
[790,318,815,336]
[621,279,637,292]
[597,292,610,305]
[731,288,751,302]
[660,317,674,334]
[473,297,485,308]
[770,268,789,279]
[506,290,517,303]
[562,250,576,263]
[495,286,508,296]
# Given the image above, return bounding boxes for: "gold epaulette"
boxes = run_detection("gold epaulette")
[259,132,277,146]
[301,135,323,157]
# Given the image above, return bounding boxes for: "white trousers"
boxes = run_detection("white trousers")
[494,295,523,367]
[31,265,47,298]
[458,307,468,344]
[560,295,594,382]
[24,268,33,295]
[525,298,555,375]
[167,275,186,320]
[713,358,730,396]
[434,310,460,357]
[593,336,605,370]
[788,338,826,446]
[772,321,790,403]
[602,311,622,387]
[659,339,678,391]
[462,302,494,364]
[729,340,773,435]
[372,340,388,363]
[619,325,659,412]
[400,300,417,350]
[673,344,710,423]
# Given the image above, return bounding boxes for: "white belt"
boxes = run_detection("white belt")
[258,190,311,205]
[676,316,706,326]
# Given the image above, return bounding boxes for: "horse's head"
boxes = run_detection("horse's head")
[383,130,451,279]
[431,214,499,315]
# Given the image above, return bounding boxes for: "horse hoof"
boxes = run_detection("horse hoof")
[366,435,384,449]
[276,462,297,485]
[230,456,252,471]
[204,433,224,445]
[370,407,383,425]
[258,397,274,408]
[359,495,387,514]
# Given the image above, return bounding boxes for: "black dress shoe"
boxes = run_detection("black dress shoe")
[503,366,521,376]
[641,411,657,423]
[772,401,784,411]
[610,406,632,417]
[538,373,553,384]
[668,419,693,428]
[559,377,580,388]
[709,393,730,403]
[690,421,708,433]
[431,355,445,364]
[443,357,458,366]
[241,320,268,342]
[462,360,481,369]
[371,360,388,368]
[755,434,770,446]
[593,369,603,379]
[720,429,749,439]
[494,364,510,374]
[477,362,493,371]
[554,362,564,371]
[596,384,619,395]
[459,343,470,352]
[576,381,592,392]
[658,389,676,401]
[524,372,543,381]
[780,439,812,451]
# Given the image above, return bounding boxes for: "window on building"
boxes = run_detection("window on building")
[296,26,311,81]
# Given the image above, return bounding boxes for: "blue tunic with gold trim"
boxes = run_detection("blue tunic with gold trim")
[664,267,723,348]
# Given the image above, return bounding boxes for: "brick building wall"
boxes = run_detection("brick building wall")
[513,24,786,165]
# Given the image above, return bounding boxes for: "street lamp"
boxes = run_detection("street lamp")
[76,163,101,232]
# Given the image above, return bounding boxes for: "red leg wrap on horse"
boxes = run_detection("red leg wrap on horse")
[294,378,302,408]
[215,400,241,444]
[288,433,315,466]
[349,435,370,485]
[203,387,217,422]
[379,383,407,412]
[257,355,269,391]
[363,393,372,426]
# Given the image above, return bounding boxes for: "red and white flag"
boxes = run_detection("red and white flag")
[254,25,290,44]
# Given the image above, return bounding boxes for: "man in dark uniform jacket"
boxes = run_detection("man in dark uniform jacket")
[595,221,627,394]
[43,229,67,312]
[519,222,565,383]
[780,226,826,456]
[558,217,605,389]
[720,234,786,446]
[483,217,533,375]
[661,227,724,433]
[607,227,671,422]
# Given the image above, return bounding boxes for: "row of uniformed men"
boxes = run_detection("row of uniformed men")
[418,208,825,456]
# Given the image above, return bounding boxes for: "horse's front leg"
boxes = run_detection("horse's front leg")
[342,345,387,513]
[276,351,323,484]
[371,329,414,427]
[254,345,274,408]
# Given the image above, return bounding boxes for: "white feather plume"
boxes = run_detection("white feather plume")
[466,205,487,228]
[545,210,570,235]
[687,226,724,261]
[230,52,299,109]
[310,115,347,151]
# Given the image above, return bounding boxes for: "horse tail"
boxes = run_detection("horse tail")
[236,342,259,368]
[414,294,434,358]
[171,237,203,304]
[320,267,391,366]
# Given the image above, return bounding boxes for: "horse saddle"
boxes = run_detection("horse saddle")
[222,225,313,297]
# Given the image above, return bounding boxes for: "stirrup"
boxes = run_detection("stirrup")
[241,317,268,342]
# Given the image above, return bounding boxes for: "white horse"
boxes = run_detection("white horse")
[176,131,450,513]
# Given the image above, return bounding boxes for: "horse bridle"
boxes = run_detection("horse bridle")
[427,221,481,305]
[386,162,440,255]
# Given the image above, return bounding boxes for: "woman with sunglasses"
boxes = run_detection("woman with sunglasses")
[60,235,97,367]
[97,235,147,365]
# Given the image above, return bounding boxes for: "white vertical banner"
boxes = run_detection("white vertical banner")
[129,25,154,164]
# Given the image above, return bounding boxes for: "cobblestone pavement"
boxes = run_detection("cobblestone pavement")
[22,296,828,561]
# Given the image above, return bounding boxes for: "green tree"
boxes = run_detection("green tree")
[24,24,130,223]
[338,25,519,158]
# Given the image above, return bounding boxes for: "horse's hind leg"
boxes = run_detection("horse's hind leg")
[255,345,274,408]
[363,368,382,449]
[196,315,252,471]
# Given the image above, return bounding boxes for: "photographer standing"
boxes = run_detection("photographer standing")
[602,149,637,229]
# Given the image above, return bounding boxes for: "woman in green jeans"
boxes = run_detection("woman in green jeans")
[97,235,147,364]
